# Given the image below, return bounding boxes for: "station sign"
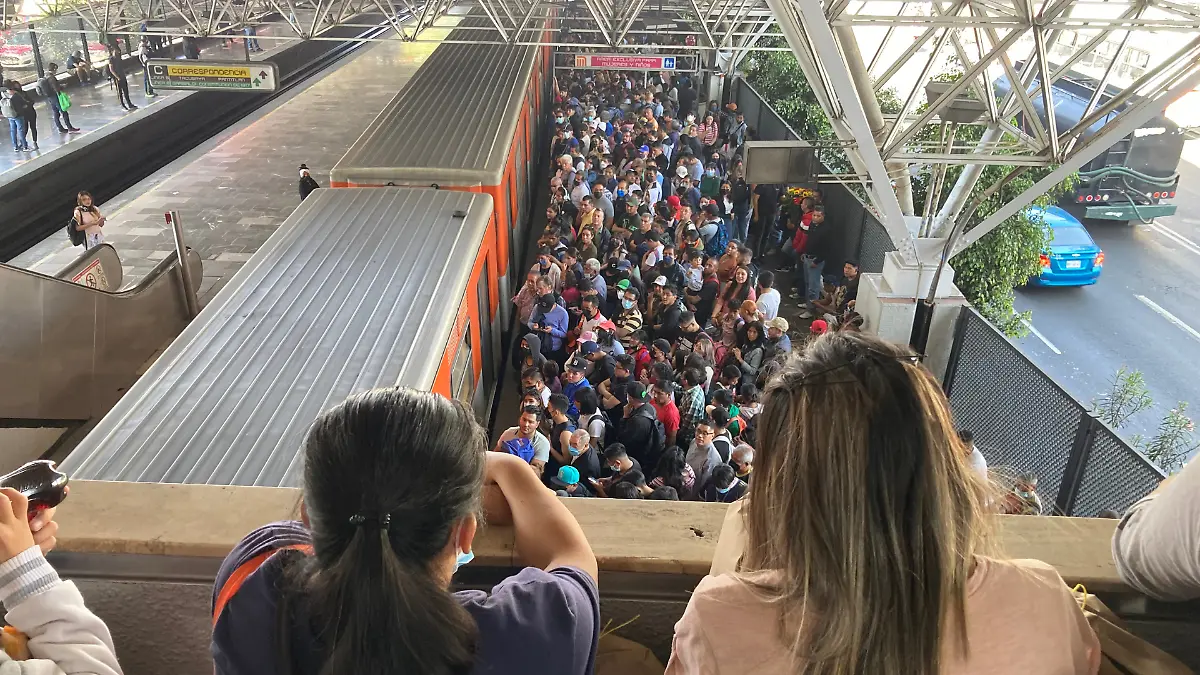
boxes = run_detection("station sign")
[146,59,279,92]
[571,53,678,70]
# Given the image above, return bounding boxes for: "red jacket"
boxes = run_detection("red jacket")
[791,212,812,253]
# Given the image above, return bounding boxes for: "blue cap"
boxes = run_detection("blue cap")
[638,145,650,153]
[567,138,580,147]
[580,340,599,355]
[552,465,581,487]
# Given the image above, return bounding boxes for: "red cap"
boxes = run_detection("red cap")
[666,195,681,208]
[810,319,828,335]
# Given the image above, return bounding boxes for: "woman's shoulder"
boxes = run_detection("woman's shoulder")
[458,566,600,674]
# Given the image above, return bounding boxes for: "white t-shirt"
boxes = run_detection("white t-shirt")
[756,288,781,321]
[499,427,551,463]
[584,411,607,450]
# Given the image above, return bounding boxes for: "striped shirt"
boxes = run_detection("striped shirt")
[615,308,643,349]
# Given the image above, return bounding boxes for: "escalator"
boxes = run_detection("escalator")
[0,244,201,466]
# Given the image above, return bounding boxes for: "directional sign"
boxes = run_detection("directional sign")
[570,53,679,70]
[146,59,278,92]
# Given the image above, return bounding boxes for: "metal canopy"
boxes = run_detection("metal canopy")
[14,0,1198,258]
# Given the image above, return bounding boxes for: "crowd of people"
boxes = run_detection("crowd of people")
[494,68,869,502]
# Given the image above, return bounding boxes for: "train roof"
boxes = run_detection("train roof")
[331,15,538,187]
[62,187,492,487]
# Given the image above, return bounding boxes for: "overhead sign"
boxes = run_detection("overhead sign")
[146,59,278,92]
[71,258,109,290]
[572,53,677,70]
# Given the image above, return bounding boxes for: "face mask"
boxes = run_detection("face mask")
[621,299,635,310]
[569,446,582,457]
[454,548,474,572]
[663,256,674,266]
[608,465,621,473]
[720,189,730,195]
[717,482,735,494]
[706,170,716,177]
[556,117,564,124]
[616,190,626,198]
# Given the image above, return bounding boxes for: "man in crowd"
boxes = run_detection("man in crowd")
[561,355,592,419]
[617,382,661,467]
[493,405,551,476]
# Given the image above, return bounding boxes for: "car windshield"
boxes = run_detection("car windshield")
[1050,226,1094,248]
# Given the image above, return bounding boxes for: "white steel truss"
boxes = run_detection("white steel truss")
[8,0,1198,258]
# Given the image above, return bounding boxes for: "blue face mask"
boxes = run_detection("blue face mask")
[454,549,474,572]
[717,482,735,494]
[556,116,565,124]
[663,256,674,266]
[568,446,582,456]
[616,189,626,198]
[621,299,636,310]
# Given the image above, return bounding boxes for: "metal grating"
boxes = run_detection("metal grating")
[1071,426,1166,516]
[946,310,1082,509]
[855,215,897,274]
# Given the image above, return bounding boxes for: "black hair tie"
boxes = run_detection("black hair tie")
[348,513,392,530]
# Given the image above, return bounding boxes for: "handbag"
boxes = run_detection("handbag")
[57,91,71,111]
[1071,588,1192,675]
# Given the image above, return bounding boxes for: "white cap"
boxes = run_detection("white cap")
[676,165,688,177]
[653,276,667,286]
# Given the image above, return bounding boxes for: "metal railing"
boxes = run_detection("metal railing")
[943,307,1165,515]
[730,77,896,272]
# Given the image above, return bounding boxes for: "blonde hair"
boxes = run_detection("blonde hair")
[743,331,989,674]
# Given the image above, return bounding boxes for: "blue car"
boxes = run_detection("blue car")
[1027,205,1104,286]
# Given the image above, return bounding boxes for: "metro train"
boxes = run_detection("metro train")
[63,17,553,486]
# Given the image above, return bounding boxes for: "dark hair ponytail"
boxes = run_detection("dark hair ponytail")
[298,388,486,675]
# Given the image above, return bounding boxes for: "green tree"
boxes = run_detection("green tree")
[743,48,1071,337]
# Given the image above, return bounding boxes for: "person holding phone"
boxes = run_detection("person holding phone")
[73,191,106,249]
[212,388,600,675]
[0,486,124,674]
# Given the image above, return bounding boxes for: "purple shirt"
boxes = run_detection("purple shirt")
[212,521,600,675]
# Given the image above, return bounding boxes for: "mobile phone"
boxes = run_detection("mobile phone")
[0,461,68,516]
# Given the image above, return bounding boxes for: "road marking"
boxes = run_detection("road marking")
[1146,222,1200,258]
[1135,294,1200,343]
[1020,318,1062,354]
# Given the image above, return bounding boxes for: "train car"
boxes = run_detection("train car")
[331,15,553,351]
[61,188,499,486]
[996,67,1183,222]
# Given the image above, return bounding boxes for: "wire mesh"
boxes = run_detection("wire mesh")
[946,310,1083,508]
[1071,425,1165,516]
[856,215,897,274]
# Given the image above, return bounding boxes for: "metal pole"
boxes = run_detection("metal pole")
[28,23,45,80]
[78,17,92,67]
[166,211,200,318]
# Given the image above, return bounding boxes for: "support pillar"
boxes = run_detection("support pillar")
[856,238,967,381]
[930,125,1003,237]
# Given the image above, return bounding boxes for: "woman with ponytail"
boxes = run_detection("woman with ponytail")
[212,387,600,675]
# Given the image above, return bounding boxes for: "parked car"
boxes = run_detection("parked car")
[0,32,108,70]
[1027,205,1104,286]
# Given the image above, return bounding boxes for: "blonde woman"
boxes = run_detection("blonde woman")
[73,191,106,248]
[667,332,1100,675]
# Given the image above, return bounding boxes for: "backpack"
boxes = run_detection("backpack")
[648,415,666,457]
[585,410,615,449]
[35,77,50,98]
[66,211,85,247]
[704,220,729,257]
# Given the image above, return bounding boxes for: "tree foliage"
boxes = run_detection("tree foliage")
[743,49,1072,337]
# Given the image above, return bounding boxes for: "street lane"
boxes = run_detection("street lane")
[1012,140,1200,441]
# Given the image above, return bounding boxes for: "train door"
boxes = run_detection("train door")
[475,257,501,419]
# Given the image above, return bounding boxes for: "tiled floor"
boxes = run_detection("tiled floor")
[0,22,297,175]
[11,19,458,304]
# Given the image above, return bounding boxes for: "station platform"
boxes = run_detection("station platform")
[10,19,459,303]
[0,21,296,175]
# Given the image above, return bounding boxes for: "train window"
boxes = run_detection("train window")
[450,321,473,406]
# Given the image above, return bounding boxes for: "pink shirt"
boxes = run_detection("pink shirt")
[666,557,1100,674]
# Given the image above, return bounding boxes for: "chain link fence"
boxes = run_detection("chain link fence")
[944,308,1165,515]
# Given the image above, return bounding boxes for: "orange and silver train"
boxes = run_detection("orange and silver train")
[63,18,551,486]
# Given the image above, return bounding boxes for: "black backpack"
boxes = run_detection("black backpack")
[585,410,616,449]
[66,210,85,247]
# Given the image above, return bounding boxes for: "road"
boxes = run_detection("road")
[1013,139,1200,442]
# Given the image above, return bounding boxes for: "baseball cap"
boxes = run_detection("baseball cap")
[627,381,649,402]
[616,278,632,291]
[676,165,688,177]
[552,465,582,487]
[580,341,600,356]
[567,138,579,147]
[598,319,618,332]
[666,195,681,208]
[566,355,589,373]
[810,319,829,335]
[616,259,632,272]
[653,275,667,286]
[629,183,642,192]
[766,317,790,333]
[638,144,650,153]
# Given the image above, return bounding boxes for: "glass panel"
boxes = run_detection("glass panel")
[0,24,40,85]
[35,15,105,84]
[450,320,473,405]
